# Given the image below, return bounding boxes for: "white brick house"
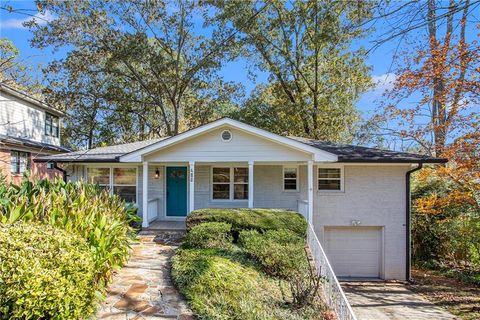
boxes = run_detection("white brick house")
[39,118,446,281]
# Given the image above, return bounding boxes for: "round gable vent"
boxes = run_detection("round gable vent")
[221,130,232,142]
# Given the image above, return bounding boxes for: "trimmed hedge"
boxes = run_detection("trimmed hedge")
[0,223,97,319]
[239,229,308,279]
[172,248,275,320]
[174,208,327,319]
[184,222,233,249]
[186,208,307,239]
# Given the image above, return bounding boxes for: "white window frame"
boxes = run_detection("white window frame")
[317,165,344,193]
[211,166,249,202]
[282,165,299,192]
[86,165,138,203]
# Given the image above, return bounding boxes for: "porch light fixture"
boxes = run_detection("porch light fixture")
[154,168,160,179]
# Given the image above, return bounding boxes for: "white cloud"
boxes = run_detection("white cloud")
[371,72,397,95]
[2,10,54,30]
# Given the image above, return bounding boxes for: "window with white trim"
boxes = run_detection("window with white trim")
[10,151,30,174]
[318,168,342,191]
[113,168,137,203]
[87,167,137,203]
[283,167,298,191]
[45,113,59,137]
[212,167,248,200]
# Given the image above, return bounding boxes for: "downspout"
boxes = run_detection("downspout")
[406,162,423,282]
[53,162,67,182]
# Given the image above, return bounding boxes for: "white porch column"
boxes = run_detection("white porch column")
[307,160,314,224]
[248,160,254,208]
[189,161,195,213]
[142,161,149,228]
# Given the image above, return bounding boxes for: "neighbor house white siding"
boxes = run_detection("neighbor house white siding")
[0,91,61,146]
[144,127,312,162]
[312,165,409,280]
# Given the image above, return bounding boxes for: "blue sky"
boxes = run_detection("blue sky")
[0,1,424,118]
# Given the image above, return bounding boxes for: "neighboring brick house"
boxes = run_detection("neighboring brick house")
[0,83,69,184]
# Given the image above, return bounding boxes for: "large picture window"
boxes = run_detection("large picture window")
[45,113,59,137]
[10,151,30,174]
[212,167,248,200]
[87,167,137,203]
[318,168,342,191]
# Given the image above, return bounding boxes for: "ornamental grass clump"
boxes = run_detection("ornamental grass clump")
[0,223,97,319]
[0,177,138,285]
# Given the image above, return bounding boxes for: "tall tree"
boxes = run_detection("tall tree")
[0,38,40,92]
[28,0,241,148]
[375,0,479,156]
[211,0,373,142]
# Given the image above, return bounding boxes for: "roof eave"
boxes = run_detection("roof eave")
[0,84,65,117]
[337,158,448,164]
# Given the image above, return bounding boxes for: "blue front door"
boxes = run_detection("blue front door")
[166,167,188,216]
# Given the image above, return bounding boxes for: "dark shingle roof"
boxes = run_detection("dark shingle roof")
[0,134,70,153]
[37,132,447,164]
[37,138,167,162]
[289,136,447,163]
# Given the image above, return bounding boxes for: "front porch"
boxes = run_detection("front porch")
[139,161,315,229]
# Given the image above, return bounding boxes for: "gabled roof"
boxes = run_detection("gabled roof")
[37,118,448,164]
[37,138,166,162]
[0,83,65,117]
[119,118,338,162]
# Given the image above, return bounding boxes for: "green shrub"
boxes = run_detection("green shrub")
[0,177,136,285]
[172,248,275,320]
[184,222,233,249]
[239,229,307,279]
[186,208,307,239]
[0,223,97,319]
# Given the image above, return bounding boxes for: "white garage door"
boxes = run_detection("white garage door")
[324,227,382,278]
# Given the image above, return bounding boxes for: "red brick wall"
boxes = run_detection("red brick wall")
[0,148,62,185]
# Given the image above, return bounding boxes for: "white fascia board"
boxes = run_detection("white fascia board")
[119,118,338,163]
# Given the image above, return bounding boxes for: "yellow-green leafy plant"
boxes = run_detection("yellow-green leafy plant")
[0,222,97,319]
[0,176,138,285]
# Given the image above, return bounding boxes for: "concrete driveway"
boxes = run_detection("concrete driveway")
[342,282,457,320]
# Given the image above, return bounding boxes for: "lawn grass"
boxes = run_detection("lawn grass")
[409,268,480,320]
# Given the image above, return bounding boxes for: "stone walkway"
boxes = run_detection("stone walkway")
[97,231,193,319]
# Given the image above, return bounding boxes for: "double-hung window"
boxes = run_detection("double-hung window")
[87,167,137,203]
[113,168,137,203]
[45,113,59,137]
[318,168,342,191]
[212,167,248,200]
[283,167,298,191]
[10,151,30,174]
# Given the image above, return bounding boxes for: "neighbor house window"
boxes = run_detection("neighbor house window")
[45,113,59,137]
[318,168,342,191]
[10,151,30,174]
[283,167,298,191]
[87,167,137,203]
[113,168,137,203]
[212,167,248,200]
